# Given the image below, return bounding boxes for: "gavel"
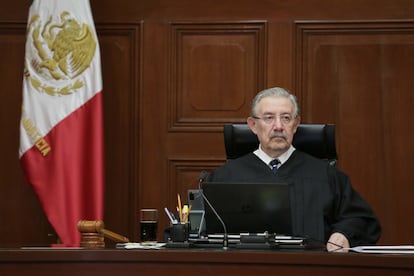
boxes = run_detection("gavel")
[77,220,130,247]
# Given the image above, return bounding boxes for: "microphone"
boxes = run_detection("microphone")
[198,171,229,249]
[198,171,209,184]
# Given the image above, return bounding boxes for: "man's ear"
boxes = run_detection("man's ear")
[247,117,258,135]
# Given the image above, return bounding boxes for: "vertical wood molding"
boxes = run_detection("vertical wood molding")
[96,21,143,240]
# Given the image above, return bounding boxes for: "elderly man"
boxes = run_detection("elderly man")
[207,87,381,251]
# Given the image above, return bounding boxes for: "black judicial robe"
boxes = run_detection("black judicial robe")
[207,150,381,246]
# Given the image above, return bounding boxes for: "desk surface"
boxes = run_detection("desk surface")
[1,248,413,276]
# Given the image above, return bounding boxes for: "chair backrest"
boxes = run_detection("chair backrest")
[223,123,338,166]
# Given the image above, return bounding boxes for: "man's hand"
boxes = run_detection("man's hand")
[327,232,350,252]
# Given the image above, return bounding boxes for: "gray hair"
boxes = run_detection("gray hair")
[250,87,300,118]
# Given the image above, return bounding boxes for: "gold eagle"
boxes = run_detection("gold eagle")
[31,11,96,80]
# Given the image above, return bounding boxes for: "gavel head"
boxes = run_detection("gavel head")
[77,220,105,233]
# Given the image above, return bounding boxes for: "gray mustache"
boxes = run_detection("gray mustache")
[269,133,287,140]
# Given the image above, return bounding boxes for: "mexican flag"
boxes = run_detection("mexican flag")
[19,0,104,246]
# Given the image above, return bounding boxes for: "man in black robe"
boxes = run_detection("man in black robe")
[208,87,381,251]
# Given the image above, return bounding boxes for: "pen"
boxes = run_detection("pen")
[164,207,175,223]
[169,210,177,222]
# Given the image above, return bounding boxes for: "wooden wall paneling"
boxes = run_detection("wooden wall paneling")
[97,22,142,243]
[267,21,295,90]
[138,22,171,241]
[164,159,224,231]
[88,0,414,22]
[295,20,414,244]
[153,20,269,237]
[379,41,414,243]
[168,21,268,132]
[0,22,56,247]
[3,0,414,247]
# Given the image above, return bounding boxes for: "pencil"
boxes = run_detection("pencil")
[177,193,182,222]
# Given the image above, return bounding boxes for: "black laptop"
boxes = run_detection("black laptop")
[201,182,292,236]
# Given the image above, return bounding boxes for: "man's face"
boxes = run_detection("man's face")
[247,96,300,158]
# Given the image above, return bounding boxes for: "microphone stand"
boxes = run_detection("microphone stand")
[198,171,229,249]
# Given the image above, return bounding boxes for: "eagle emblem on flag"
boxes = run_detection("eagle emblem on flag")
[25,11,96,96]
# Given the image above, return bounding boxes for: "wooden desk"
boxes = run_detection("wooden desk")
[0,248,413,275]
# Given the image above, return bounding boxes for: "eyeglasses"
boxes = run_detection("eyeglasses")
[252,114,294,125]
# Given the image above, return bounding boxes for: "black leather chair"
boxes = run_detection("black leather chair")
[223,123,338,166]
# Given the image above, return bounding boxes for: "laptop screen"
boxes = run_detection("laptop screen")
[201,182,292,235]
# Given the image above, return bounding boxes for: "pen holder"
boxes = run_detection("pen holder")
[170,222,190,242]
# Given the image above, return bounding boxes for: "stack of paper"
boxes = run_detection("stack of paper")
[349,245,414,254]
